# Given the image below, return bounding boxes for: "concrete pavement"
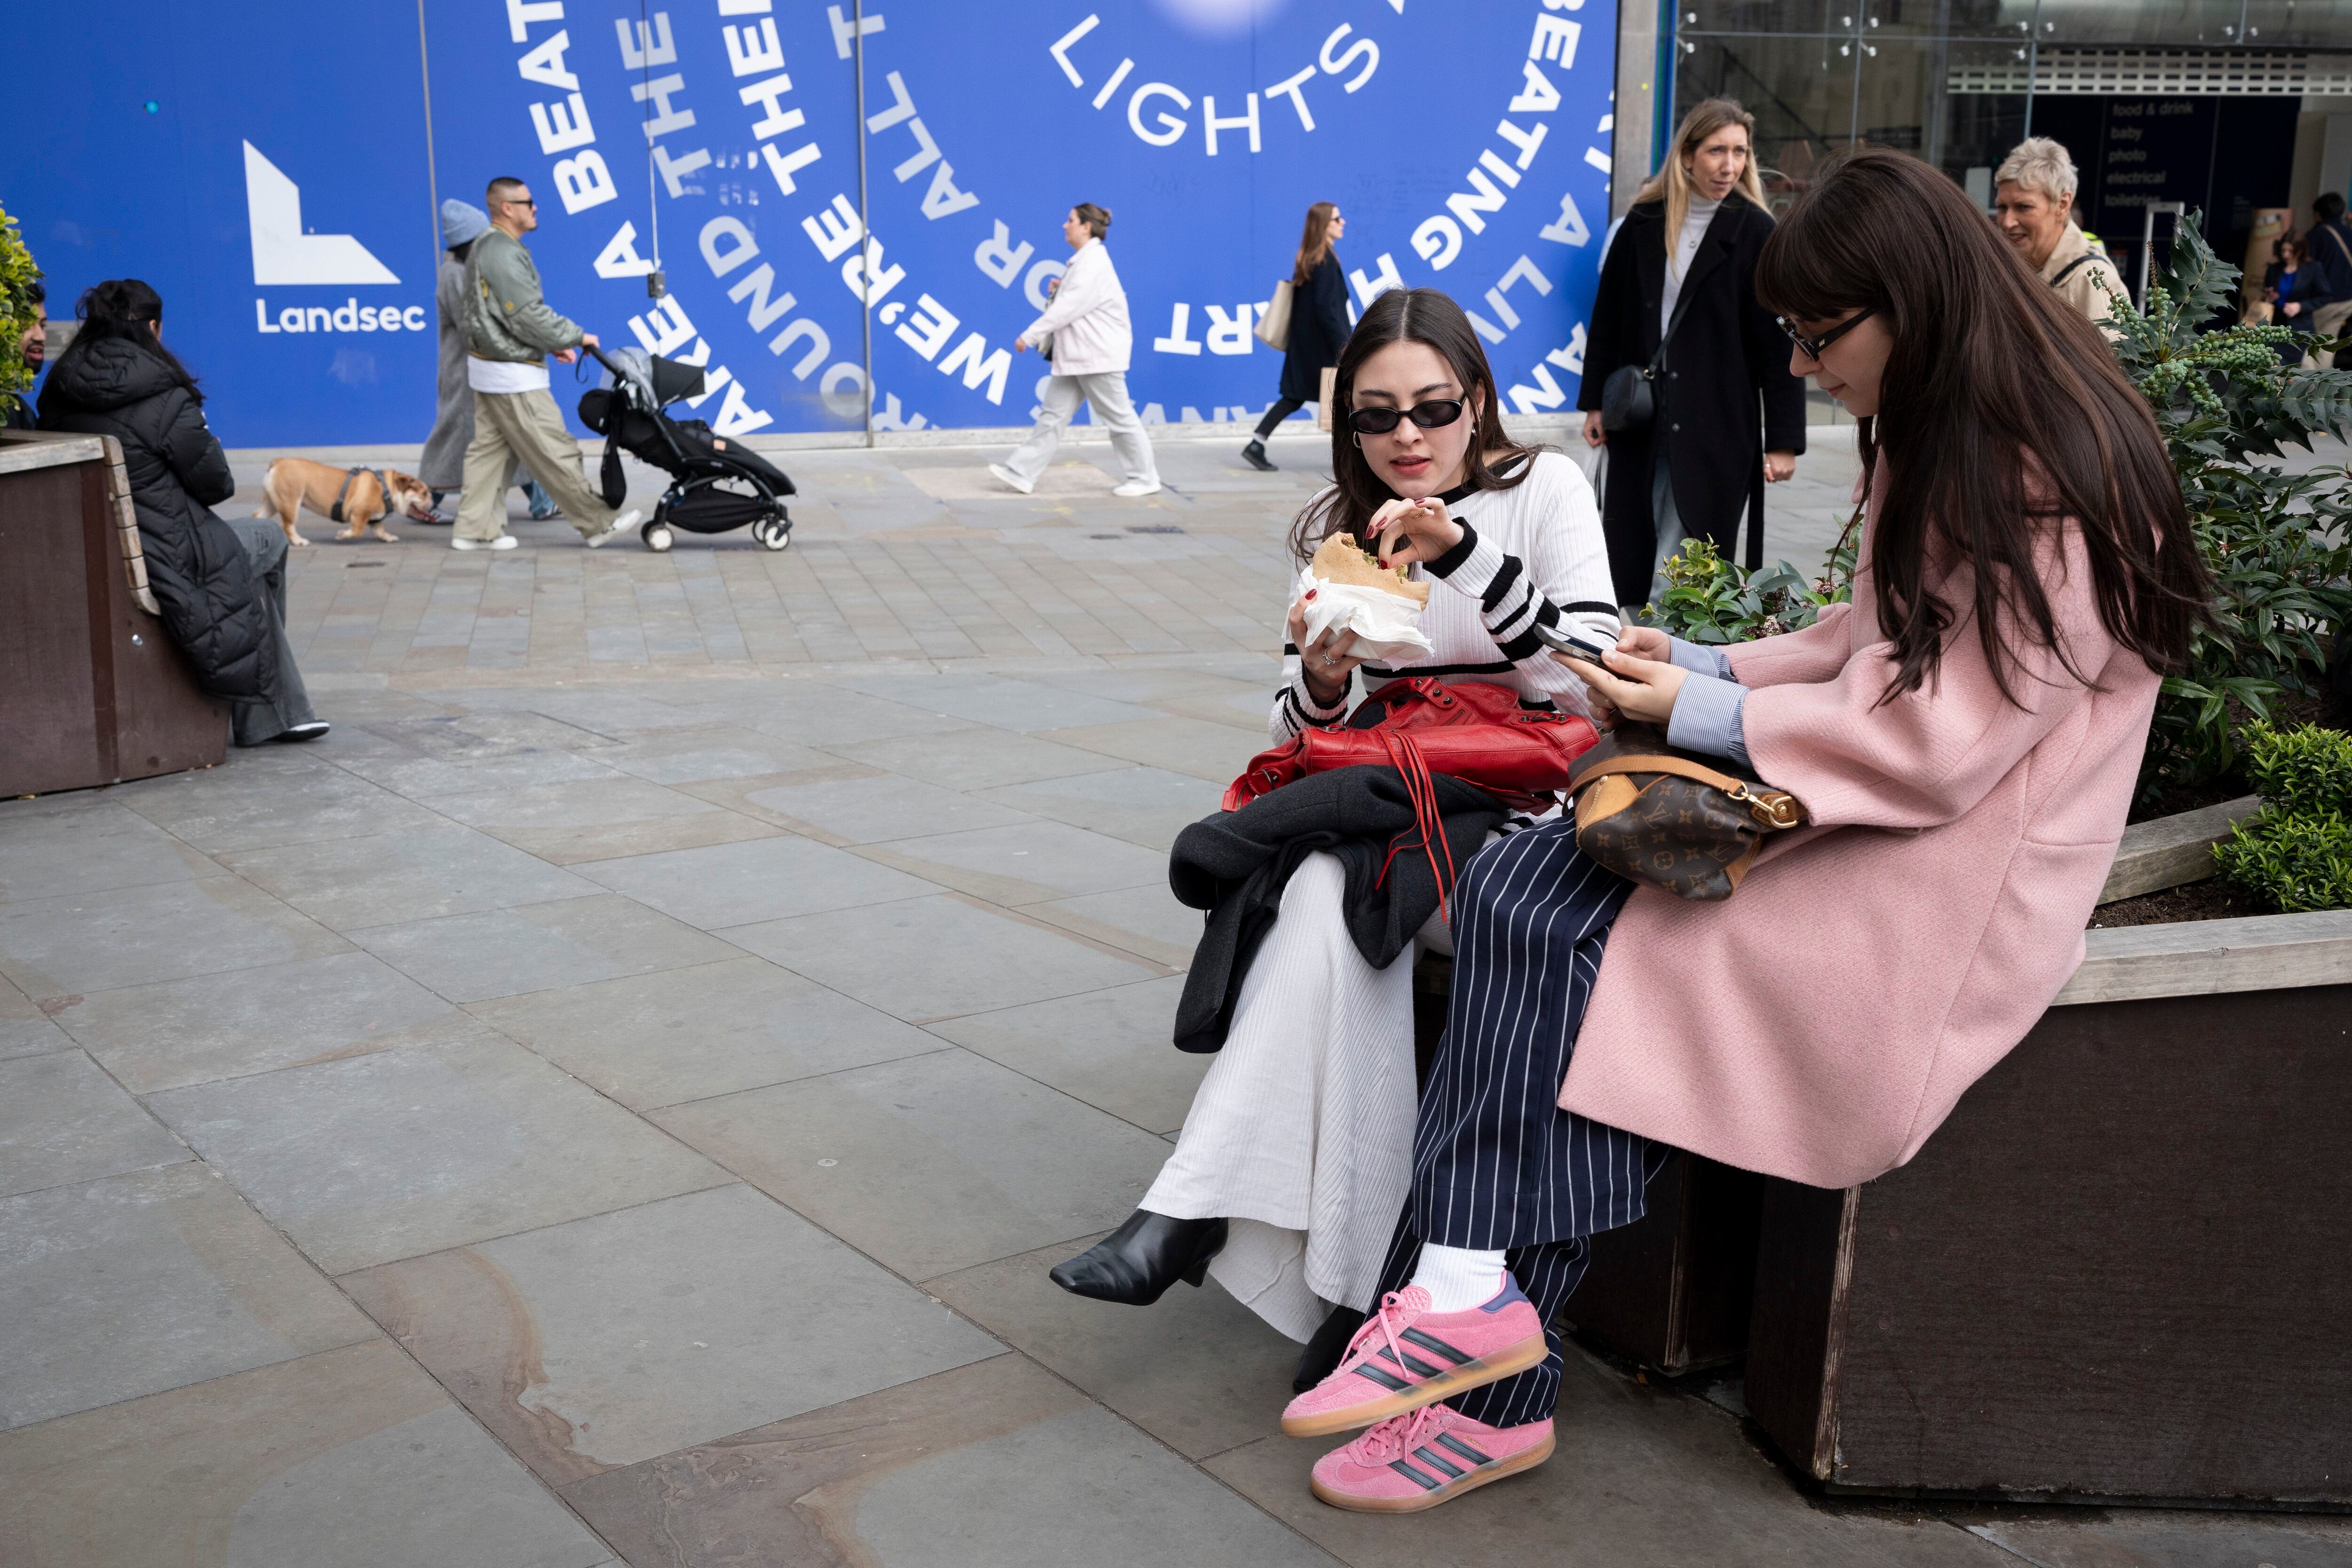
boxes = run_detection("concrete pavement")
[3,430,2344,1567]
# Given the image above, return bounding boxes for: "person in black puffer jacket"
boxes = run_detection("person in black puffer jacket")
[40,279,323,744]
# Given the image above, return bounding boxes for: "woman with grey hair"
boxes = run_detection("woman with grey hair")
[1992,138,2126,330]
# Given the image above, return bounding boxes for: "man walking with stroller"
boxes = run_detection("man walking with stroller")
[990,203,1160,498]
[453,177,641,551]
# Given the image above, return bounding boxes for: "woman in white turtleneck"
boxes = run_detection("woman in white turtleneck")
[1576,98,1808,609]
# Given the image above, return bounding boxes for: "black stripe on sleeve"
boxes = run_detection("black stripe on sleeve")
[1498,627,1550,661]
[1479,553,1524,613]
[1561,600,1619,617]
[1425,520,1481,579]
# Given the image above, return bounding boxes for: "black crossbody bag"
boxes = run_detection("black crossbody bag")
[1600,269,1697,434]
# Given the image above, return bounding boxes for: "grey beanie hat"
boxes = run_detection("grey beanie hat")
[440,199,492,249]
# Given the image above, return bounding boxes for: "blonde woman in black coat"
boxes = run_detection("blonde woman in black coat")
[1578,99,1806,606]
[1240,202,1350,471]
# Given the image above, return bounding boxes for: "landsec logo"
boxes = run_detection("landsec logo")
[244,142,428,336]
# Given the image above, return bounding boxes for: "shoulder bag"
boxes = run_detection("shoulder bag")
[1255,279,1294,351]
[1225,677,1599,815]
[1600,265,1696,434]
[1567,720,1805,900]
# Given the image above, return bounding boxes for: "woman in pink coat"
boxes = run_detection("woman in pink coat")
[1277,147,2210,1515]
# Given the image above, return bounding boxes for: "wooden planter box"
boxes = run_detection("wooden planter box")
[1744,909,2352,1505]
[0,431,225,795]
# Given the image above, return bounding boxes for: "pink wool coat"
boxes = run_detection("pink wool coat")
[1564,525,2160,1189]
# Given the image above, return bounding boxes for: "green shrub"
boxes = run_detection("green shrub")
[2213,721,2352,912]
[2109,215,2352,803]
[2214,808,2352,913]
[1645,515,1858,645]
[2236,719,2352,817]
[0,204,39,420]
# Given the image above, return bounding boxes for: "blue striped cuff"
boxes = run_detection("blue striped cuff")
[1665,670,1751,770]
[1667,636,1735,680]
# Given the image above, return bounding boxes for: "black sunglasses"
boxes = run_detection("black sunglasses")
[1778,307,1877,359]
[1346,397,1468,436]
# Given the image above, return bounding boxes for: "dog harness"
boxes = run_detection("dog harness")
[328,467,389,524]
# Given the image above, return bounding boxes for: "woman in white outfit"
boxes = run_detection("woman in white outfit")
[1049,288,1618,1371]
[990,203,1161,499]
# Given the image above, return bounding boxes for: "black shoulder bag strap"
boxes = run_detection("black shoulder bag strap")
[2049,252,2097,288]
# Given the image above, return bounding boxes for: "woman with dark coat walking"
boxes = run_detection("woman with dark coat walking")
[40,279,323,744]
[1241,202,1351,471]
[1578,99,1807,607]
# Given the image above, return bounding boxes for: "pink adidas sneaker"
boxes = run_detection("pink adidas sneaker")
[1279,1282,1547,1438]
[1312,1406,1555,1512]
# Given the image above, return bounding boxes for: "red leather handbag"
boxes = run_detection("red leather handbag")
[1222,677,1601,815]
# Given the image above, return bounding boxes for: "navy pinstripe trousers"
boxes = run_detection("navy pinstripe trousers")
[1370,817,1673,1428]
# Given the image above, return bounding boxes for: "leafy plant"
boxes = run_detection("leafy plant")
[1646,510,1858,644]
[0,203,39,418]
[2212,721,2352,913]
[2107,215,2352,801]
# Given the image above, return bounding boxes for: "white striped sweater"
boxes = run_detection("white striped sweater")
[1272,450,1621,742]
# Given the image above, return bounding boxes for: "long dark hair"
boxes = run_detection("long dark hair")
[68,279,204,404]
[1753,147,2204,702]
[1294,201,1339,284]
[1288,288,1542,562]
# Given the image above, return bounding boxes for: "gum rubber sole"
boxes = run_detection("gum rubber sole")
[1312,1430,1555,1513]
[1279,1331,1549,1439]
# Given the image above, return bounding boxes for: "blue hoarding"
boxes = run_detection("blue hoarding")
[14,0,1614,446]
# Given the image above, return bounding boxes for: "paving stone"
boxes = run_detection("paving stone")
[148,1027,727,1275]
[418,776,776,864]
[0,1339,610,1568]
[822,671,1166,732]
[343,1184,1001,1484]
[0,876,349,997]
[1204,1347,2018,1568]
[573,834,936,928]
[743,773,1035,844]
[0,1051,189,1200]
[975,764,1224,852]
[221,825,597,931]
[561,1353,1341,1568]
[652,1047,1168,1281]
[927,1236,1300,1461]
[349,893,739,1003]
[1037,715,1264,783]
[0,1163,375,1430]
[339,743,627,799]
[685,682,977,745]
[117,764,444,854]
[0,983,72,1062]
[722,894,1159,1021]
[1966,1514,2352,1567]
[52,950,456,1093]
[468,955,938,1110]
[922,974,1205,1135]
[819,727,1129,790]
[858,820,1167,903]
[1032,883,1202,967]
[596,726,839,784]
[0,804,218,901]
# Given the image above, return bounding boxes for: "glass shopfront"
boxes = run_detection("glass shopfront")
[1667,0,2352,293]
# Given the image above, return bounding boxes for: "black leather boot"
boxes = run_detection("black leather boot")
[1293,1303,1368,1392]
[1240,438,1277,471]
[1049,1210,1227,1305]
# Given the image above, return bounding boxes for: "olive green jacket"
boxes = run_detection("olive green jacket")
[461,228,582,364]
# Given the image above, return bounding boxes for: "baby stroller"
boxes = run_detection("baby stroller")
[579,345,795,552]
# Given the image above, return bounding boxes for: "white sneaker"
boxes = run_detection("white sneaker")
[1113,478,1162,498]
[583,508,644,548]
[451,534,518,551]
[987,462,1036,496]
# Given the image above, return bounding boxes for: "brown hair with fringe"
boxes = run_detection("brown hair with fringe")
[1753,146,2206,704]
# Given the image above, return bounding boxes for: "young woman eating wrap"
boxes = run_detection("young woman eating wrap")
[1050,289,1621,1382]
[1279,146,2208,1514]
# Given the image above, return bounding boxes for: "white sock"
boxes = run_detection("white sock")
[1407,1244,1509,1313]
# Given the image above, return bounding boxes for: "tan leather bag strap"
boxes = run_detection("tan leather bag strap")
[1571,754,1807,828]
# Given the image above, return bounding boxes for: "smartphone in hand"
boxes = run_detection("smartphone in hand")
[1532,620,1620,663]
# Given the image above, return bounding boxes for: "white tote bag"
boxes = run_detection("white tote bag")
[1254,280,1293,351]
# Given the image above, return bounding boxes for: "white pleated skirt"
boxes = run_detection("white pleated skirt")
[1143,852,1447,1342]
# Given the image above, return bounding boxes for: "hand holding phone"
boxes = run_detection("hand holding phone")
[1533,620,1620,663]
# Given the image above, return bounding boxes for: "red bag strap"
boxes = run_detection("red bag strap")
[1373,731,1461,923]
